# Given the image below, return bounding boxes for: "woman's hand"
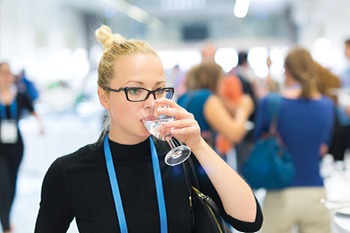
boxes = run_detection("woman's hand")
[320,143,329,156]
[155,98,202,150]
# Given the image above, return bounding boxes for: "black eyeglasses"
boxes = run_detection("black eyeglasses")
[104,87,175,102]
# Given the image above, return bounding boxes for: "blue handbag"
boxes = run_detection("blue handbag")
[241,94,295,190]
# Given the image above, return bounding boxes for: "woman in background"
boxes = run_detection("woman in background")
[255,47,334,233]
[177,61,254,152]
[0,62,44,233]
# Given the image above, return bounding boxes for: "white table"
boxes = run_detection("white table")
[333,212,350,233]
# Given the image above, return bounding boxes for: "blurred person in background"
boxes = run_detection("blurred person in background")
[329,38,350,162]
[177,61,254,156]
[341,38,350,88]
[229,51,259,104]
[256,47,334,233]
[227,51,258,171]
[200,42,217,62]
[255,56,280,98]
[313,62,348,163]
[216,73,244,159]
[0,62,44,233]
[34,25,263,233]
[15,69,40,103]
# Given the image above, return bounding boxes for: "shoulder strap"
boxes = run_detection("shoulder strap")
[266,93,282,135]
[182,158,197,231]
[267,93,282,119]
[183,157,199,188]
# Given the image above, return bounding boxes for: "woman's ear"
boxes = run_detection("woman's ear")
[98,87,109,110]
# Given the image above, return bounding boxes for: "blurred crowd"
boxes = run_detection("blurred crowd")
[1,36,350,233]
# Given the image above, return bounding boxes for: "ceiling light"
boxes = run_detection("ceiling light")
[234,0,250,18]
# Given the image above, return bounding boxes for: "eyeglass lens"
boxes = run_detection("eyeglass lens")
[126,88,173,101]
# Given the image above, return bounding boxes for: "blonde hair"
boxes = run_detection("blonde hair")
[95,25,158,90]
[284,47,318,98]
[95,25,159,141]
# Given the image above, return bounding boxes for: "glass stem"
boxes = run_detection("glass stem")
[165,135,176,150]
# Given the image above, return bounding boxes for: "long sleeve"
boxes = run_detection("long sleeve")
[34,158,74,233]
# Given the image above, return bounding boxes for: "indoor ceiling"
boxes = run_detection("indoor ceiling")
[61,0,298,44]
[64,0,294,16]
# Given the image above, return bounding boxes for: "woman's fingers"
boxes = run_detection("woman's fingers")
[155,98,201,147]
[156,98,193,121]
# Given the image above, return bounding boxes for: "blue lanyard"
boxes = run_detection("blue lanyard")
[103,135,168,233]
[0,101,17,120]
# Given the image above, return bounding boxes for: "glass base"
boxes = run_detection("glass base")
[164,145,191,166]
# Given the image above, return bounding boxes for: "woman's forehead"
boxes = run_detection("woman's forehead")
[0,63,10,71]
[111,54,165,85]
[114,53,162,70]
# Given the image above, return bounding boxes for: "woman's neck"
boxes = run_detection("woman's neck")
[281,80,300,99]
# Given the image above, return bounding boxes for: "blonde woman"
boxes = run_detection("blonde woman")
[34,25,262,233]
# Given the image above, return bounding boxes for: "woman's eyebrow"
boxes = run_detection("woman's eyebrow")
[124,80,166,86]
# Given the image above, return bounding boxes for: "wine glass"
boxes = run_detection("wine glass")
[143,104,191,166]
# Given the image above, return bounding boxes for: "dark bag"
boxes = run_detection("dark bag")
[182,158,232,233]
[241,94,295,190]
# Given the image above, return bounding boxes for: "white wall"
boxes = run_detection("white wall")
[1,0,350,80]
[291,0,350,74]
[0,0,88,85]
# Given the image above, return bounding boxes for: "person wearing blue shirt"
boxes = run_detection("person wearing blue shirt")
[256,47,334,233]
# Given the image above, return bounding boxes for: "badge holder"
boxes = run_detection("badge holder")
[1,120,18,143]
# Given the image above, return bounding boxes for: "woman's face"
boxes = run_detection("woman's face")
[99,53,167,144]
[0,63,15,89]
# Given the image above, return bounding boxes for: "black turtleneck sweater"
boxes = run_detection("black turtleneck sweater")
[34,138,262,233]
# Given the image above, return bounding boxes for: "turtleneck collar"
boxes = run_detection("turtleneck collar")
[108,138,150,163]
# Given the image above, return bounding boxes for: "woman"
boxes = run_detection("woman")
[177,61,254,151]
[255,47,334,233]
[34,25,263,233]
[0,62,44,233]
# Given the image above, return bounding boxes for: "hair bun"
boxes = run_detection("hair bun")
[95,25,126,51]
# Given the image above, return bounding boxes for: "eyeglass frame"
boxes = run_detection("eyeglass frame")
[103,86,175,102]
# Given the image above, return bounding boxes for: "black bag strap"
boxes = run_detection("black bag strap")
[182,158,197,231]
[183,157,199,188]
[182,158,225,231]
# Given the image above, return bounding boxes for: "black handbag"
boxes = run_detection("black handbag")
[182,158,232,233]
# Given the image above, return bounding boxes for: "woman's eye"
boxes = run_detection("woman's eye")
[156,89,165,95]
[128,88,141,95]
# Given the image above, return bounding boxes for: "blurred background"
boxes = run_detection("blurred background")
[1,0,350,232]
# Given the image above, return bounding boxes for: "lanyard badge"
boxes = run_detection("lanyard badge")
[0,101,18,144]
